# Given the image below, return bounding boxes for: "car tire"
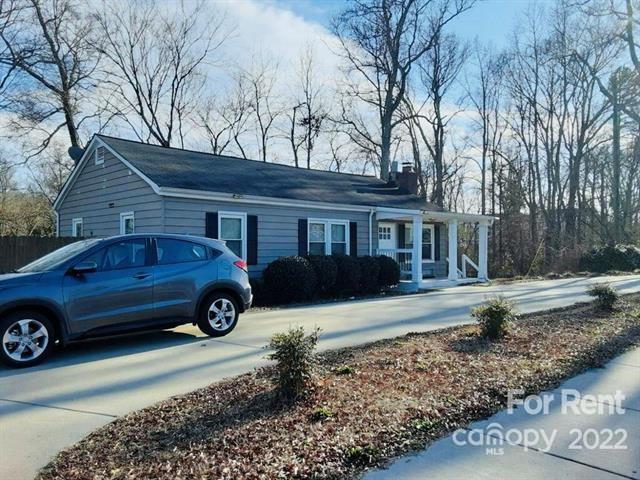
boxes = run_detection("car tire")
[0,310,54,368]
[197,292,239,337]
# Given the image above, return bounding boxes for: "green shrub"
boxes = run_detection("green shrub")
[262,256,317,304]
[249,278,271,307]
[309,406,333,421]
[331,254,361,296]
[305,255,338,296]
[376,255,401,288]
[471,296,517,340]
[587,283,619,310]
[579,245,640,273]
[267,326,320,401]
[357,255,381,294]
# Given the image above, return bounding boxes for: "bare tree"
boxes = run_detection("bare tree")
[287,46,328,169]
[403,31,468,207]
[332,0,474,180]
[243,57,283,162]
[465,44,507,216]
[94,0,228,148]
[27,142,73,204]
[579,0,640,123]
[0,0,99,157]
[195,79,252,158]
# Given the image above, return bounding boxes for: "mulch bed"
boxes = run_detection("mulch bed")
[39,294,640,480]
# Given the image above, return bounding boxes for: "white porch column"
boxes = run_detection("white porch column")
[447,219,458,281]
[478,222,489,280]
[411,214,423,283]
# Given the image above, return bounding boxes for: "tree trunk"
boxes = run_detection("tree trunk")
[611,72,623,243]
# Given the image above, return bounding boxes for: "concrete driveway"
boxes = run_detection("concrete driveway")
[2,274,640,480]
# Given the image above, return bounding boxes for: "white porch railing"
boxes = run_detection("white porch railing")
[461,254,479,278]
[377,248,413,276]
[447,254,480,279]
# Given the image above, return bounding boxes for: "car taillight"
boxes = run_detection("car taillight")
[233,259,247,272]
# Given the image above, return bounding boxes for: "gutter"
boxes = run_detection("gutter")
[368,208,374,255]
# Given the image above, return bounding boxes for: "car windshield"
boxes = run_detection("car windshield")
[17,239,102,273]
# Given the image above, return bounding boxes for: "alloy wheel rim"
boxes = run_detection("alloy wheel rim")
[208,298,236,331]
[2,319,49,362]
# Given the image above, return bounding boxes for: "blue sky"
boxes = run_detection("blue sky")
[272,0,537,47]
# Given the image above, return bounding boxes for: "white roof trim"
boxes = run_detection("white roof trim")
[422,210,497,224]
[158,186,377,212]
[53,136,161,210]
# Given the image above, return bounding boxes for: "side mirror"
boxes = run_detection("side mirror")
[70,261,97,275]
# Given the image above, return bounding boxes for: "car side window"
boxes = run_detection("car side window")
[102,239,147,271]
[156,239,208,265]
[80,247,107,271]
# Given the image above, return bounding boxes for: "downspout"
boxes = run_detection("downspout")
[368,208,375,255]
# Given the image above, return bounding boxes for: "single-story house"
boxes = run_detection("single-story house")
[53,135,495,290]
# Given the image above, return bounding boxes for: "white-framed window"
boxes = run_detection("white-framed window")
[378,225,392,241]
[404,223,435,262]
[219,211,246,259]
[94,146,105,165]
[72,218,83,237]
[422,224,435,262]
[120,212,135,235]
[308,219,349,255]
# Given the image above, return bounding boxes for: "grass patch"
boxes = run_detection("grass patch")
[38,294,640,480]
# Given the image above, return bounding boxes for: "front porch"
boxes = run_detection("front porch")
[375,209,494,291]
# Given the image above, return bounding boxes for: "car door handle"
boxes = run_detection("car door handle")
[133,272,151,280]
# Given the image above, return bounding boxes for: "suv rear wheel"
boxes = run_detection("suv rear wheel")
[197,293,239,337]
[0,311,54,368]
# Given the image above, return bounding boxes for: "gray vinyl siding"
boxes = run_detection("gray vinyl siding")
[162,197,372,276]
[57,146,163,238]
[432,222,447,278]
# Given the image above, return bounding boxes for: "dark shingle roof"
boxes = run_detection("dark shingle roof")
[98,135,442,211]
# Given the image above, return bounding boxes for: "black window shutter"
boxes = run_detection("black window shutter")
[247,215,258,265]
[398,224,406,248]
[349,221,357,256]
[205,212,218,238]
[298,219,308,256]
[434,224,441,261]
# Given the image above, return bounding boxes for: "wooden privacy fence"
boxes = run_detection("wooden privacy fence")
[0,236,80,273]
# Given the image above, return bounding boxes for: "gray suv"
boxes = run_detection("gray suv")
[0,234,252,368]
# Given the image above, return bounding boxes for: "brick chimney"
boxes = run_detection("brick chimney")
[396,161,418,194]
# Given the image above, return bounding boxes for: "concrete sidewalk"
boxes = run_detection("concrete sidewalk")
[366,348,640,480]
[1,274,639,480]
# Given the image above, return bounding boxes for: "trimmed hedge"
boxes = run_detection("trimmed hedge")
[332,254,362,296]
[375,255,401,288]
[305,255,338,296]
[262,256,317,304]
[579,244,640,273]
[358,256,381,294]
[258,254,402,305]
[249,278,271,307]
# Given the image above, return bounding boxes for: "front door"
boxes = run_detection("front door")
[63,238,154,334]
[377,222,396,250]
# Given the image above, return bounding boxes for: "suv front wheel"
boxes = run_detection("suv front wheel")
[0,310,54,368]
[197,293,239,337]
